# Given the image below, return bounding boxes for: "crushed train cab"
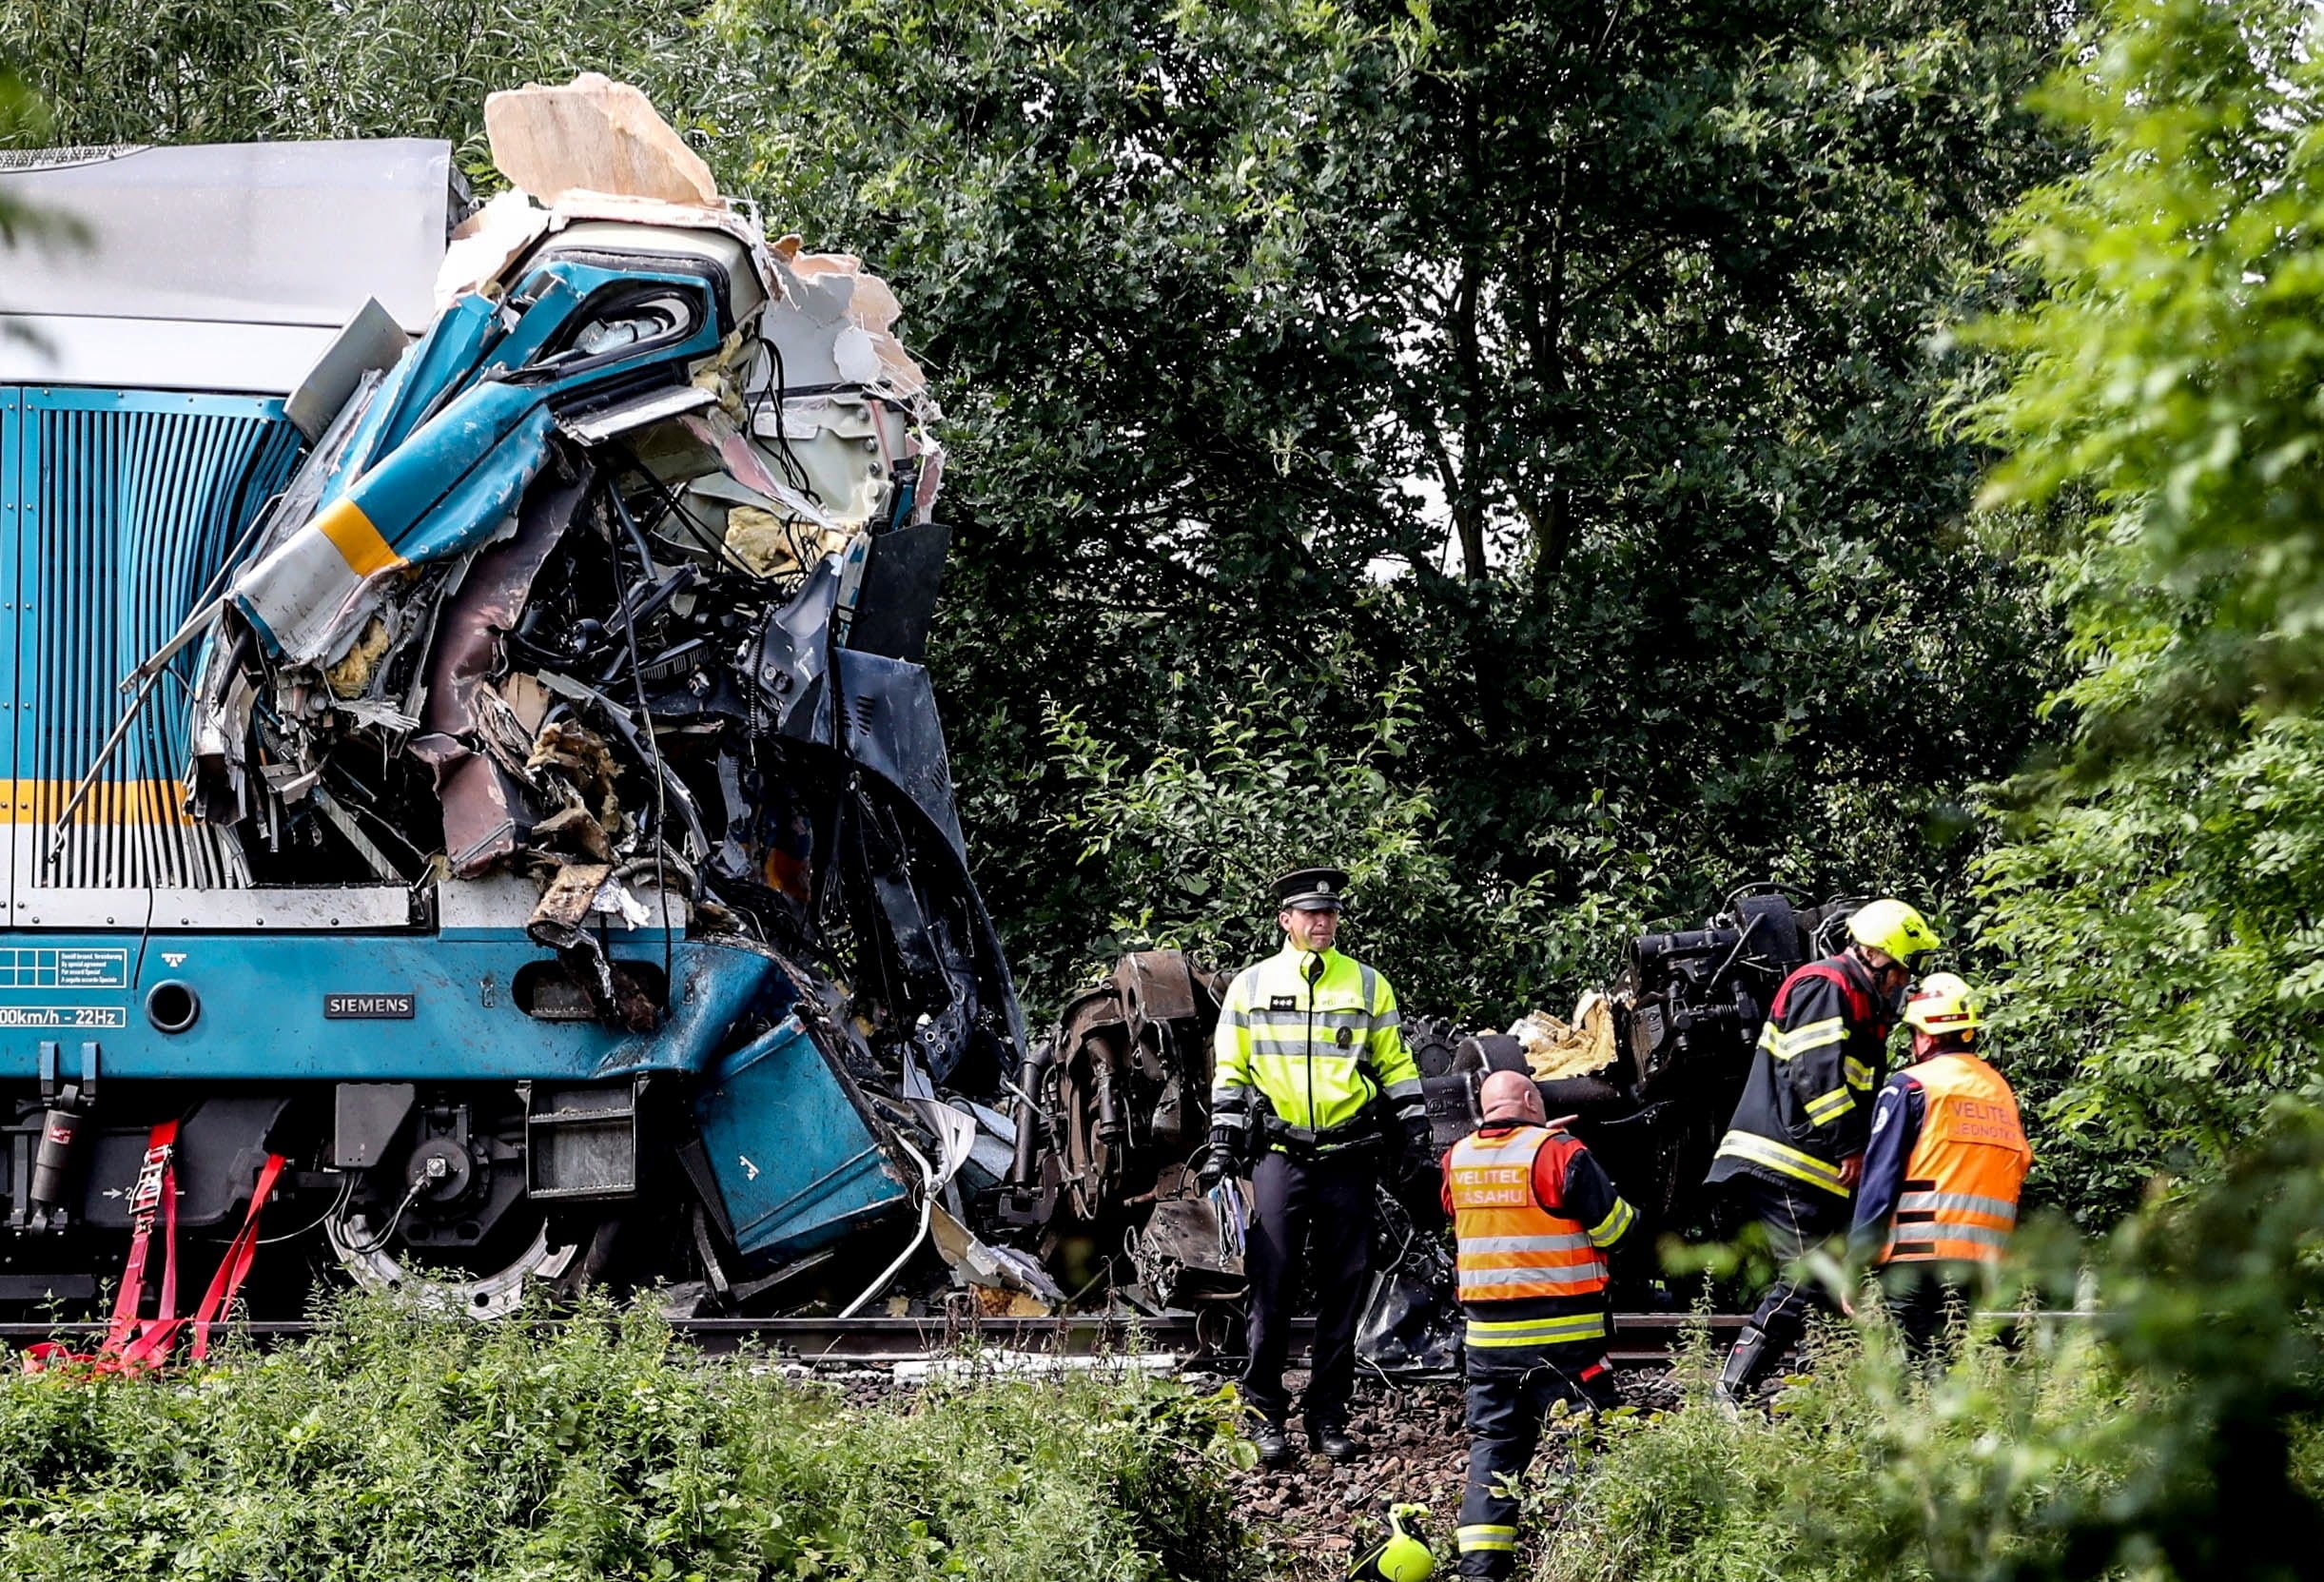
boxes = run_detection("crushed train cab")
[0,82,1039,1322]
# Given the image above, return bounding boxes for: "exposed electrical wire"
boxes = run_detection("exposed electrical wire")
[604,483,677,991]
[335,1180,424,1256]
[746,330,820,502]
[836,1133,935,1318]
[258,1170,356,1246]
[613,453,763,579]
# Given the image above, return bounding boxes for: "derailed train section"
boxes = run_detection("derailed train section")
[0,82,1052,1318]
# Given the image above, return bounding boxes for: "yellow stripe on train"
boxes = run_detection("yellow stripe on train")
[0,779,191,825]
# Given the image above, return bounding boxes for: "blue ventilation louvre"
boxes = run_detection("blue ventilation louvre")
[0,388,303,899]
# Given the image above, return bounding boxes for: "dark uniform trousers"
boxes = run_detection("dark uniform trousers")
[1737,1173,1851,1359]
[1457,1342,1619,1579]
[1879,1260,1984,1370]
[1241,1144,1377,1427]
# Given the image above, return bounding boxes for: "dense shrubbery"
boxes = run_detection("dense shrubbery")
[1543,1320,2134,1581]
[0,1298,1253,1581]
[1542,1099,2324,1581]
[1964,0,2324,1223]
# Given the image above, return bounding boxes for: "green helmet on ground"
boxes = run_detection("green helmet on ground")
[1846,897,1941,966]
[1350,1504,1435,1581]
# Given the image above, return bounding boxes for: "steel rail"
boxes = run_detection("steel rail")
[2,1310,2095,1370]
[0,1311,1755,1368]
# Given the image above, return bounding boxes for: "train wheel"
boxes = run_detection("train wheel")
[322,1204,623,1318]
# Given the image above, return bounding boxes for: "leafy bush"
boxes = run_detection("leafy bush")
[1038,659,1667,1021]
[1964,0,2324,1222]
[1540,1099,2324,1582]
[1975,715,2324,1223]
[1542,1318,2135,1582]
[0,1296,1253,1581]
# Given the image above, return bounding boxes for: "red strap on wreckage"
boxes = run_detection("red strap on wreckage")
[106,1119,184,1370]
[189,1149,286,1362]
[23,1123,285,1376]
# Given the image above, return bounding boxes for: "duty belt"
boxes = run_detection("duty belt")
[1260,1112,1381,1158]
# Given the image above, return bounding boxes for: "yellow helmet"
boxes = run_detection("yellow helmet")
[1904,971,1982,1039]
[1846,898,1941,966]
[1350,1505,1435,1581]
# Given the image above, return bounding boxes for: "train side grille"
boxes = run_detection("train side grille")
[3,388,299,904]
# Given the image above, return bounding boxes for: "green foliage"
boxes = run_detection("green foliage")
[2033,1100,2324,1581]
[1964,0,2324,1221]
[1543,1100,2324,1582]
[759,0,2071,1013]
[1967,0,2324,732]
[0,0,722,184]
[1542,1320,2136,1582]
[0,1294,1253,1581]
[1976,716,2324,1221]
[1041,660,1661,1018]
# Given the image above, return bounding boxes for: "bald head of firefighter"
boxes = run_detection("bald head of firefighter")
[1202,865,1429,1469]
[1478,1069,1544,1125]
[1705,897,1941,1407]
[1847,973,2032,1366]
[1442,1074,1634,1578]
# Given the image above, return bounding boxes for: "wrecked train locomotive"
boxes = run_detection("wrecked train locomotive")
[0,98,1041,1318]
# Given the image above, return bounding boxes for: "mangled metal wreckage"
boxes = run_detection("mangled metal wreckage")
[0,80,1054,1318]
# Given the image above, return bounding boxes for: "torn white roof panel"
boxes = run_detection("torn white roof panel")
[0,140,456,390]
[0,314,350,395]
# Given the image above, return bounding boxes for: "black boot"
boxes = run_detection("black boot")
[1713,1324,1774,1415]
[1309,1418,1358,1463]
[1253,1418,1292,1468]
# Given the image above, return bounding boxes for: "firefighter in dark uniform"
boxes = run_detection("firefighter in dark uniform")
[1443,1069,1635,1577]
[1199,866,1430,1467]
[1706,897,1940,1406]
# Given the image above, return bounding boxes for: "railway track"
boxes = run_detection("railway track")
[0,1311,1747,1371]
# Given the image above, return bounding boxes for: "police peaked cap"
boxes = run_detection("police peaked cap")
[1273,866,1351,910]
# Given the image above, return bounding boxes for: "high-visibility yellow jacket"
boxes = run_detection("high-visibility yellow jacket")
[1209,946,1423,1141]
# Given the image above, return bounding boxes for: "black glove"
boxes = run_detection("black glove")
[1198,1123,1241,1190]
[1400,1111,1435,1170]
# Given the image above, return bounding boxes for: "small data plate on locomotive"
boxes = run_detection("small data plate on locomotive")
[324,993,416,1019]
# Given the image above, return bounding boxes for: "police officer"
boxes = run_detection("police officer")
[1706,897,1941,1406]
[1848,972,2032,1364]
[1443,1070,1634,1578]
[1201,866,1429,1466]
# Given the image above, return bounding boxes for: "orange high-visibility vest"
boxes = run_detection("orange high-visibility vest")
[1447,1125,1607,1302]
[1882,1053,2032,1266]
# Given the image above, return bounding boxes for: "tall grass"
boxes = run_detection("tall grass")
[0,1295,1253,1582]
[1537,1318,2141,1582]
[1537,1100,2324,1582]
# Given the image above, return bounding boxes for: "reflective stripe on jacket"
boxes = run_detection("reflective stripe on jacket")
[1209,946,1422,1135]
[1449,1127,1609,1304]
[1708,953,1890,1199]
[1882,1052,2030,1265]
